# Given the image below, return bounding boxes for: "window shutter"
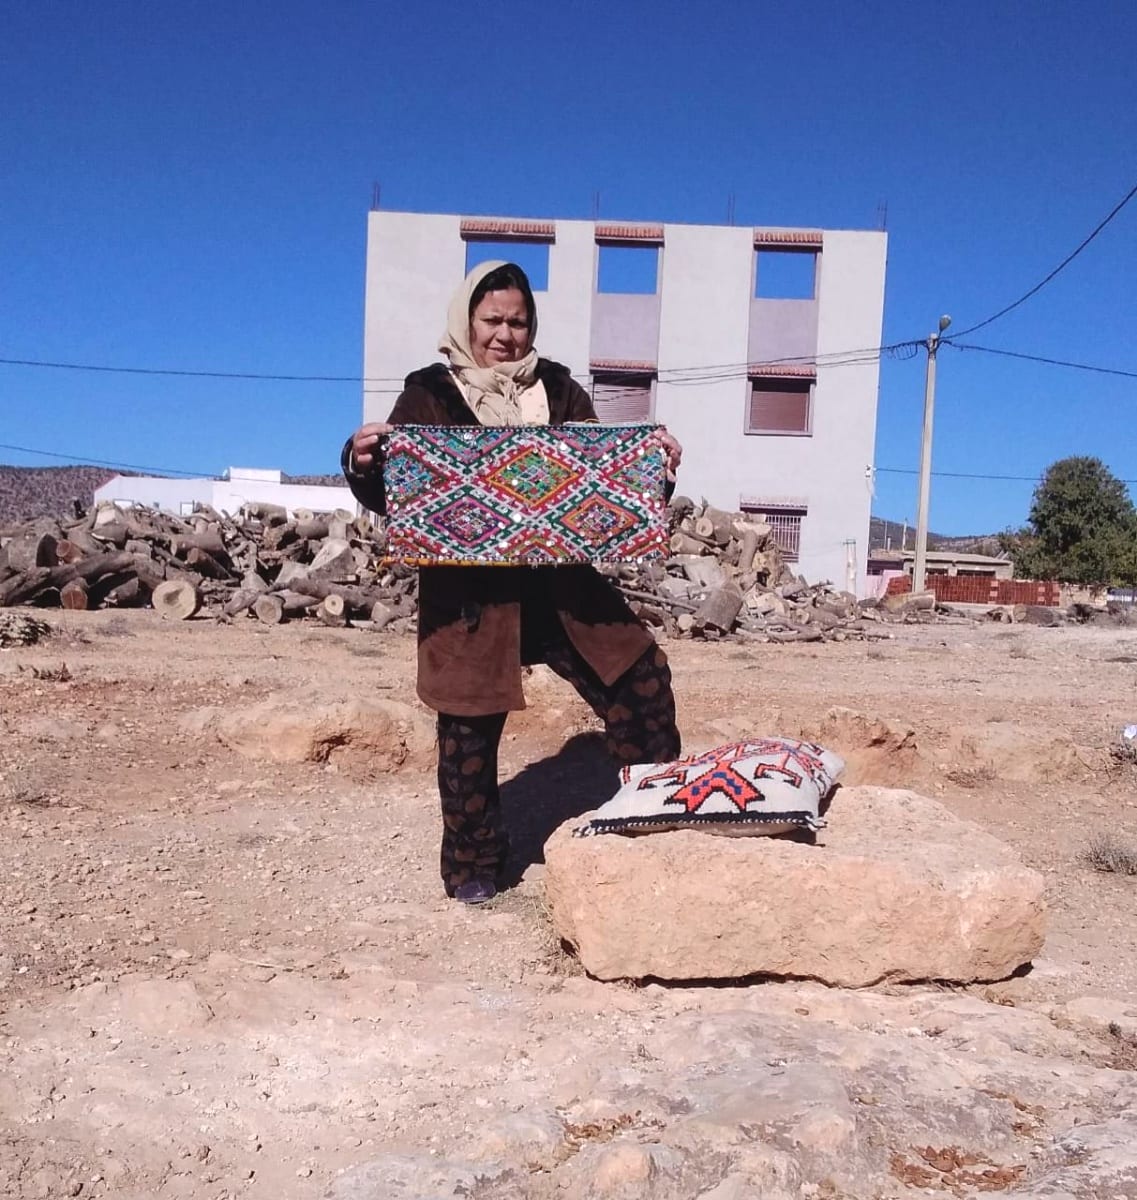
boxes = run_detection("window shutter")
[592,380,653,423]
[748,383,810,433]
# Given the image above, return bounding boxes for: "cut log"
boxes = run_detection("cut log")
[670,532,709,557]
[223,588,262,618]
[700,506,738,545]
[682,557,726,590]
[277,590,321,616]
[273,575,380,614]
[89,519,130,548]
[152,579,200,621]
[317,594,347,626]
[239,570,269,594]
[295,517,330,541]
[370,597,416,629]
[693,584,744,634]
[328,517,351,541]
[768,626,824,643]
[6,532,59,572]
[60,579,89,610]
[244,502,288,525]
[616,585,699,614]
[273,561,310,590]
[53,539,85,564]
[737,527,760,574]
[308,538,355,580]
[185,547,236,580]
[262,522,299,552]
[103,576,143,608]
[253,594,285,625]
[0,551,136,607]
[62,528,106,558]
[171,530,229,559]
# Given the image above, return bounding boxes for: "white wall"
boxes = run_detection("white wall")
[363,212,464,424]
[538,220,594,375]
[808,231,887,588]
[95,474,356,518]
[95,475,214,514]
[654,222,754,492]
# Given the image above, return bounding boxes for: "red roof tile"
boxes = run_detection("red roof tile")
[460,218,555,240]
[589,359,657,373]
[595,224,664,244]
[753,229,823,249]
[748,363,817,378]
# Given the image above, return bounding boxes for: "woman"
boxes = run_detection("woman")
[343,260,682,904]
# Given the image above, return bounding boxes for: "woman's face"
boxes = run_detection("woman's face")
[469,287,531,368]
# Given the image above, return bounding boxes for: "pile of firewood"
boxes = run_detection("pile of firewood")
[602,497,920,644]
[0,498,936,641]
[0,501,416,632]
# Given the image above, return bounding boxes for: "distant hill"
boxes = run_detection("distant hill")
[870,516,1003,556]
[281,472,343,487]
[0,465,126,524]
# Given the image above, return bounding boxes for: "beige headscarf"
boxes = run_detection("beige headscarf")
[438,260,547,425]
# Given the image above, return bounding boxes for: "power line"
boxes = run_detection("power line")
[0,356,373,383]
[0,340,921,388]
[876,464,1137,484]
[950,178,1137,338]
[946,341,1137,380]
[0,442,216,478]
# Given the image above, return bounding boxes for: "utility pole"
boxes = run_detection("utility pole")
[912,315,951,592]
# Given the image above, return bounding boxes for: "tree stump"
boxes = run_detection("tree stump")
[152,579,200,621]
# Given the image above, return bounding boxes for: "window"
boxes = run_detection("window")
[754,250,817,299]
[464,239,549,290]
[597,244,659,294]
[740,501,806,562]
[590,371,654,423]
[747,377,812,435]
[179,501,196,516]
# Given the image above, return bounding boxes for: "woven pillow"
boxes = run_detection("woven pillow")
[574,737,844,837]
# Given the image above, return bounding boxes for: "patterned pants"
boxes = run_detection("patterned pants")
[435,642,680,896]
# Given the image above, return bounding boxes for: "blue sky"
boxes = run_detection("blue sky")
[2,1,1135,534]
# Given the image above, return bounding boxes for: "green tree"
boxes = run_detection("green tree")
[1003,457,1137,585]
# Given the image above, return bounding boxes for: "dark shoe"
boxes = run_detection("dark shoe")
[453,878,497,905]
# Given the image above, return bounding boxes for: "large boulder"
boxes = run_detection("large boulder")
[544,785,1045,986]
[214,697,435,773]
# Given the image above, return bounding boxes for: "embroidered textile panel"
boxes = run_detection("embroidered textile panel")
[573,737,845,838]
[383,423,668,566]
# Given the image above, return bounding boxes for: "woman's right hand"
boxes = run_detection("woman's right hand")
[350,422,392,472]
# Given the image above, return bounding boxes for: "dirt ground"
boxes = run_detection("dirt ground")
[1,611,1136,1198]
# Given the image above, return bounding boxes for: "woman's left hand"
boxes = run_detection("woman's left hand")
[654,427,683,481]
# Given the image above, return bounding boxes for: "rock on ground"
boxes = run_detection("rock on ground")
[545,785,1046,985]
[212,696,436,772]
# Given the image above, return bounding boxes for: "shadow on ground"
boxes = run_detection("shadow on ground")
[500,731,619,884]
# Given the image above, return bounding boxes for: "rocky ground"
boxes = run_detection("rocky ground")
[1,612,1136,1198]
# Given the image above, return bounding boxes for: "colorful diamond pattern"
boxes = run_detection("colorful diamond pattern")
[384,423,668,565]
[384,448,455,505]
[484,447,581,507]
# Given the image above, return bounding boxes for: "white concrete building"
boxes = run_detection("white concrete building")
[363,211,887,589]
[94,467,355,518]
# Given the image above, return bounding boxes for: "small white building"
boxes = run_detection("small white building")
[94,467,356,518]
[362,210,887,589]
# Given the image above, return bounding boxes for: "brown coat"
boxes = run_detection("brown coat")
[342,359,655,716]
